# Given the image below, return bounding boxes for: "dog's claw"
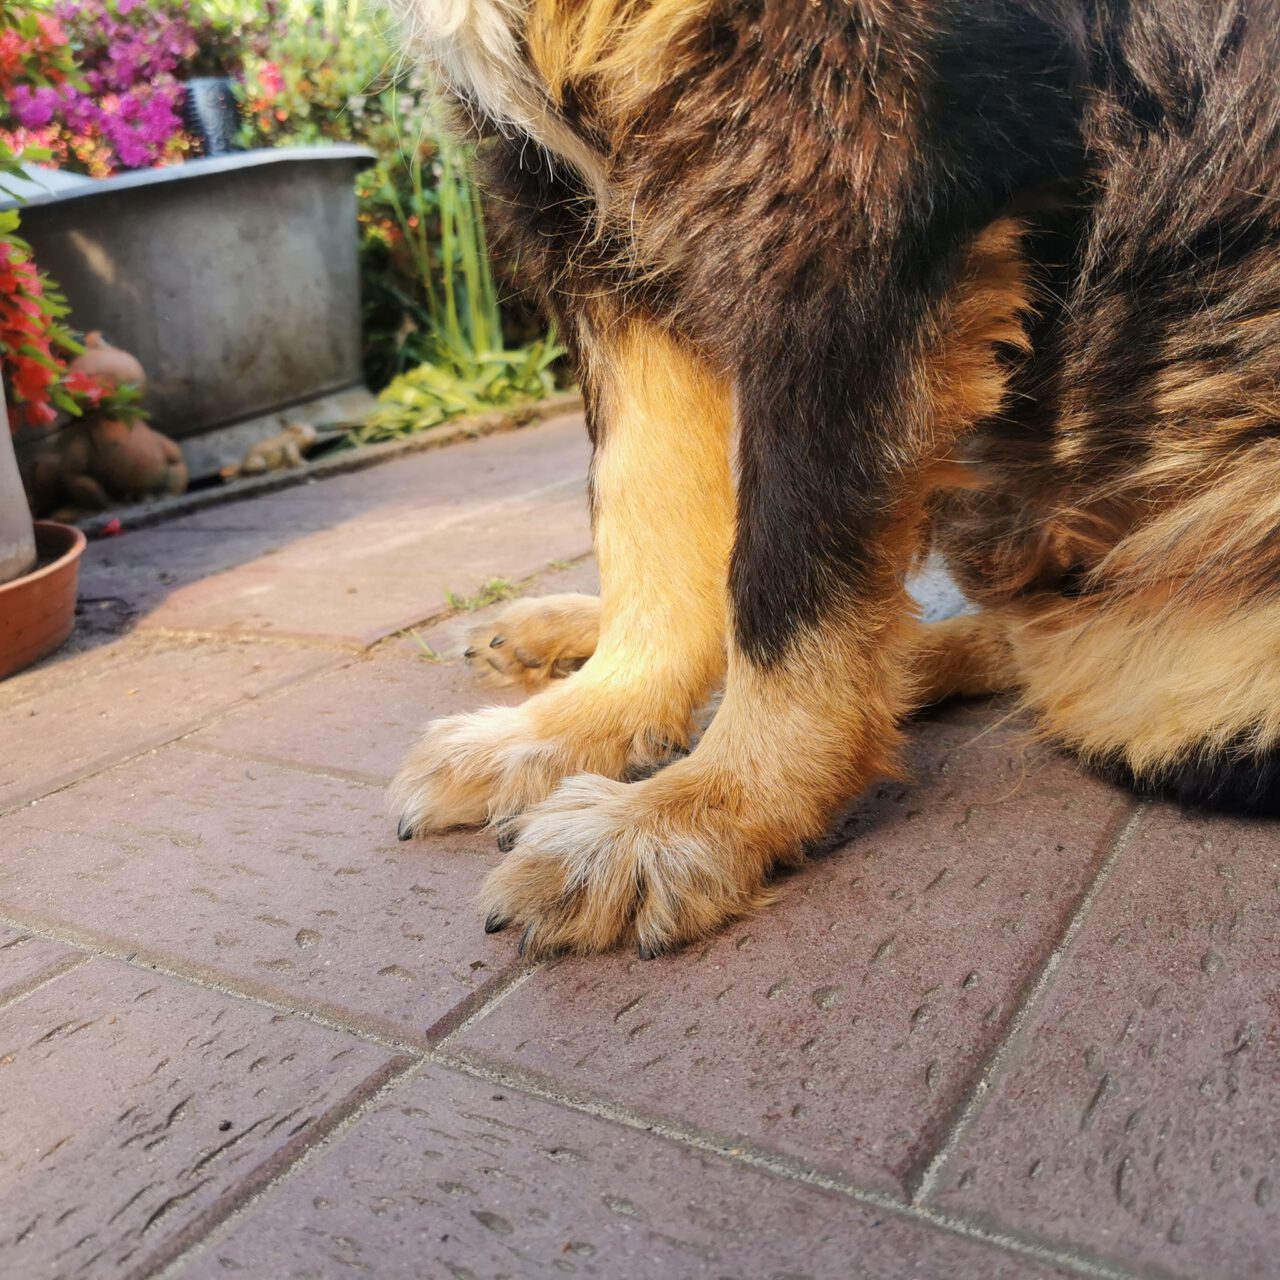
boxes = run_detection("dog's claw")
[489,635,506,648]
[484,910,510,934]
[463,647,476,660]
[397,815,415,841]
[517,923,536,958]
[638,942,661,961]
[495,825,518,853]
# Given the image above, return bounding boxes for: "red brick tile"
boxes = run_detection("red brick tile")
[455,706,1132,1197]
[78,418,593,647]
[931,803,1280,1279]
[0,747,511,1044]
[80,527,292,618]
[187,651,517,784]
[0,637,338,810]
[178,1063,1070,1280]
[0,926,79,1001]
[134,483,591,646]
[187,562,600,781]
[0,957,393,1280]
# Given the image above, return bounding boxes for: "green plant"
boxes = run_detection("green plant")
[351,336,563,445]
[407,630,445,663]
[236,6,565,413]
[443,578,518,612]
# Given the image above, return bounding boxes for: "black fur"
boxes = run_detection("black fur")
[1096,741,1280,818]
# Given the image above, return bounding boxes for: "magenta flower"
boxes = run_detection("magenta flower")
[11,84,60,128]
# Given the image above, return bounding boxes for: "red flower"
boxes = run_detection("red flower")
[63,368,106,404]
[258,61,284,102]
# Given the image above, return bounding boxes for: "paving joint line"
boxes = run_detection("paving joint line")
[0,908,429,1056]
[0,654,355,820]
[176,740,389,789]
[0,953,91,1015]
[429,962,539,1049]
[133,625,366,652]
[435,1046,1143,1280]
[135,1054,425,1280]
[906,799,1150,1205]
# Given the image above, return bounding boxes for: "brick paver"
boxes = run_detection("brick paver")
[930,803,1280,1279]
[177,1064,1071,1280]
[5,412,1278,1279]
[0,636,338,810]
[186,561,599,783]
[0,957,398,1280]
[0,746,514,1045]
[455,705,1132,1197]
[79,417,592,647]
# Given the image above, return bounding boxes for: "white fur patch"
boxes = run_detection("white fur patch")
[388,0,609,199]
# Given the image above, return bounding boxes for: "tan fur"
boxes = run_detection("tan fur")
[527,0,716,123]
[1007,594,1280,778]
[911,612,1017,705]
[390,317,734,836]
[465,592,601,692]
[920,218,1033,451]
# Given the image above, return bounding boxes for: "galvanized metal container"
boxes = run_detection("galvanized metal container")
[3,146,375,441]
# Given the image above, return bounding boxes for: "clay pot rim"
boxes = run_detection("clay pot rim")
[5,519,88,593]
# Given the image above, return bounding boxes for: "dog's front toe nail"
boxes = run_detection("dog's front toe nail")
[463,647,477,660]
[397,815,415,841]
[489,635,505,648]
[638,942,662,961]
[517,923,536,958]
[484,910,510,934]
[495,825,518,853]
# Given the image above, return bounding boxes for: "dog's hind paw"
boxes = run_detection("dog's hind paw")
[463,594,600,693]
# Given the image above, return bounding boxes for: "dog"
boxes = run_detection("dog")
[388,0,1280,959]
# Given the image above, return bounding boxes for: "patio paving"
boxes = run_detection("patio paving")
[1,411,1276,1279]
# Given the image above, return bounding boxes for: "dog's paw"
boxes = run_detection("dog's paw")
[479,771,778,959]
[463,594,600,693]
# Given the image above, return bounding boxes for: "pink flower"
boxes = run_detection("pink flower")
[258,61,284,101]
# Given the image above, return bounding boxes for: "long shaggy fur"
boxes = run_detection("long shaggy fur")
[391,0,1280,955]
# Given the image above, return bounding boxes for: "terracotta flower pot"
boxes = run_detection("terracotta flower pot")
[0,392,37,584]
[0,520,86,681]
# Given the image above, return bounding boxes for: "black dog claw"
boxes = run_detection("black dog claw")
[495,826,518,853]
[484,911,510,934]
[397,815,415,842]
[489,635,506,648]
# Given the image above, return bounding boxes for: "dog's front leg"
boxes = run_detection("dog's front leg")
[481,327,924,957]
[391,319,734,838]
[483,219,1032,956]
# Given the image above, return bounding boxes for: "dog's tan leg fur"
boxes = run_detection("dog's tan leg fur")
[391,321,733,835]
[477,222,1033,956]
[484,587,920,956]
[911,612,1017,705]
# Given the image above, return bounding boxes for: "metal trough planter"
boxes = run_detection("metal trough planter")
[4,145,375,444]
